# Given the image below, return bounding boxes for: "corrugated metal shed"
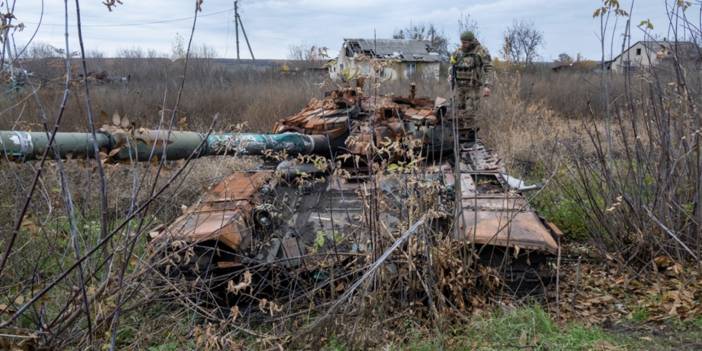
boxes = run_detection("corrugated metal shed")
[343,38,442,62]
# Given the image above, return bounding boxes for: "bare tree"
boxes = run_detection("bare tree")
[556,53,573,64]
[393,22,449,57]
[501,20,544,65]
[287,43,329,62]
[87,49,104,59]
[171,33,187,60]
[195,44,218,59]
[117,47,145,59]
[457,12,480,39]
[147,49,165,58]
[26,42,63,59]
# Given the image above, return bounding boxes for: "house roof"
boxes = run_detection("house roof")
[613,40,701,62]
[342,38,442,62]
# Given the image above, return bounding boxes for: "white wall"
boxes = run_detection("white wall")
[612,42,665,73]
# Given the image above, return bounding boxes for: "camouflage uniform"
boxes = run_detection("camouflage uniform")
[450,42,494,134]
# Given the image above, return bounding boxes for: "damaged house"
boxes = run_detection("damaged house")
[330,38,443,81]
[607,40,701,72]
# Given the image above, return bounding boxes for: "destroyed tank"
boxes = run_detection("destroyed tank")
[0,88,561,302]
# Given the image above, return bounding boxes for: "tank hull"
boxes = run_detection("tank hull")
[146,89,561,295]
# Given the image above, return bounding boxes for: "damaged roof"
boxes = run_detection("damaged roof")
[616,40,701,62]
[343,38,442,62]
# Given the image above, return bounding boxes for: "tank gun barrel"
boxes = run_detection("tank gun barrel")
[0,130,329,162]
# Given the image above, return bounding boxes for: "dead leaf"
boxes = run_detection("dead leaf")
[226,271,252,294]
[120,116,130,129]
[230,306,240,323]
[178,117,188,130]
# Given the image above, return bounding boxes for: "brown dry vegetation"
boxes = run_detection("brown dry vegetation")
[2,2,702,348]
[3,59,325,132]
[2,59,619,133]
[2,59,700,349]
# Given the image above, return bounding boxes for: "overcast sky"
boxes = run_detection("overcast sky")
[13,0,683,61]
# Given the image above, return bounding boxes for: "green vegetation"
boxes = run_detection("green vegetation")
[87,303,701,350]
[411,306,623,351]
[321,306,632,350]
[533,185,591,241]
[524,165,595,241]
[319,306,702,350]
[629,306,650,323]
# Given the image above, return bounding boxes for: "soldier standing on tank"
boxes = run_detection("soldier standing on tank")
[450,31,494,141]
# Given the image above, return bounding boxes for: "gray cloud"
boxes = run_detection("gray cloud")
[11,0,680,61]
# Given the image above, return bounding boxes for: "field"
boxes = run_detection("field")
[2,6,702,350]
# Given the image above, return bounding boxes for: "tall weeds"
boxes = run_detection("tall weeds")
[2,58,324,132]
[556,2,702,265]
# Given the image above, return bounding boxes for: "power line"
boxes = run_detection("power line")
[23,7,233,28]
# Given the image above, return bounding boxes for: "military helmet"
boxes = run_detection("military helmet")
[460,31,476,42]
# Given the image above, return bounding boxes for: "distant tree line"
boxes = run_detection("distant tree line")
[24,17,550,69]
[390,16,546,67]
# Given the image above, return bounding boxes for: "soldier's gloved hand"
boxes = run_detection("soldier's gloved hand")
[483,87,492,97]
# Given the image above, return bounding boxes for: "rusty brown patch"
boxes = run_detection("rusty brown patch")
[151,172,271,251]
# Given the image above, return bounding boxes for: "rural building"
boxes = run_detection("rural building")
[551,60,599,73]
[607,40,701,72]
[329,38,443,81]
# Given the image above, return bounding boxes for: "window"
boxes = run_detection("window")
[382,68,394,80]
[636,48,642,55]
[406,62,416,78]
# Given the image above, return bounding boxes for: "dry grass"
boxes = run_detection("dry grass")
[2,49,701,349]
[1,1,700,347]
[2,59,325,132]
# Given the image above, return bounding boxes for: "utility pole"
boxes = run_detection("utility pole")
[233,0,255,61]
[234,0,240,60]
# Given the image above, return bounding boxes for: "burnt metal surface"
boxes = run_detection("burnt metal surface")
[455,143,559,254]
[148,89,560,285]
[272,88,451,157]
[151,172,272,253]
